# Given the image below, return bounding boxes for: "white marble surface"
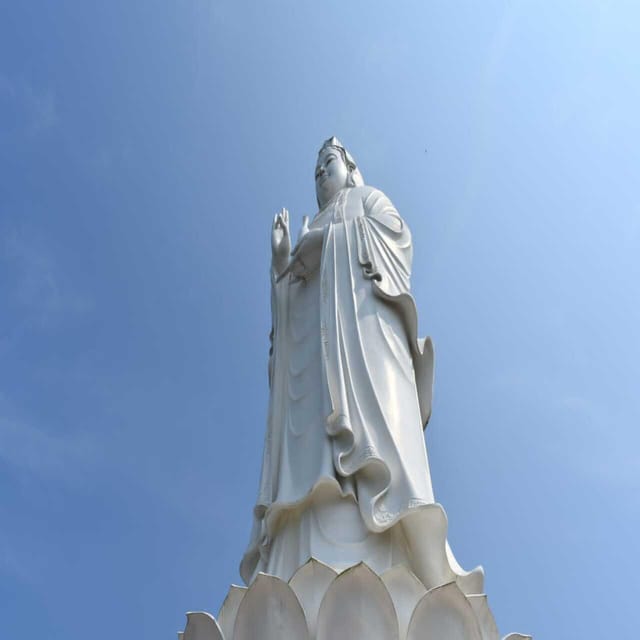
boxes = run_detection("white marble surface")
[180,558,531,640]
[242,138,478,593]
[180,139,530,639]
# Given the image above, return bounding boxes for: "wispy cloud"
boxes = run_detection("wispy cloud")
[556,394,640,488]
[485,368,640,489]
[0,414,93,479]
[0,396,96,486]
[1,225,93,331]
[0,529,37,585]
[0,74,58,137]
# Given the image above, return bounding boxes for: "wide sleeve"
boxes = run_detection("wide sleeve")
[355,189,435,428]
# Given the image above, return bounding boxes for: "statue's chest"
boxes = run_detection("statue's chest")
[310,190,363,230]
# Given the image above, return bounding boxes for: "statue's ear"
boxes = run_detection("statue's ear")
[349,166,365,188]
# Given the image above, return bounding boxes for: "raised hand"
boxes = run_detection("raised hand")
[271,208,291,276]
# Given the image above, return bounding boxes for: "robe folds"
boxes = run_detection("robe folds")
[241,186,474,588]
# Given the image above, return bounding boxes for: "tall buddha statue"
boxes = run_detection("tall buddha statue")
[240,137,482,595]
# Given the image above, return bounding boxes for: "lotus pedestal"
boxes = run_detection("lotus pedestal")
[179,559,530,640]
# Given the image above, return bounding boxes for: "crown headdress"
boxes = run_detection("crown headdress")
[317,136,364,188]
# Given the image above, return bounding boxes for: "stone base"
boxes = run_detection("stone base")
[178,559,531,640]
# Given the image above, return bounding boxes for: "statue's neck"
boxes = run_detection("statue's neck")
[317,187,348,215]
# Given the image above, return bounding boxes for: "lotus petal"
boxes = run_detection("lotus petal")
[183,612,224,640]
[218,585,247,640]
[456,569,485,596]
[316,562,398,640]
[382,565,427,640]
[233,573,309,640]
[445,540,485,596]
[407,582,482,640]
[289,558,338,638]
[467,594,500,640]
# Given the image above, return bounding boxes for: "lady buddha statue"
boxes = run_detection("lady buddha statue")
[240,138,481,595]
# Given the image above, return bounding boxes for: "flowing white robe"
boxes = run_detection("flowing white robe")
[241,186,480,592]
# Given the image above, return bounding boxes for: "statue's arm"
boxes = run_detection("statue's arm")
[268,269,277,387]
[359,188,434,427]
[357,188,413,294]
[363,188,406,233]
[268,209,291,385]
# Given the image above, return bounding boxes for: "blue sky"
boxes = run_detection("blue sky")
[1,2,639,638]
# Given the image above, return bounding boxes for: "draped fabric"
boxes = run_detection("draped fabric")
[318,187,435,530]
[241,186,452,585]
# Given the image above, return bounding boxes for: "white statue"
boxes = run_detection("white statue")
[240,137,482,594]
[178,139,531,640]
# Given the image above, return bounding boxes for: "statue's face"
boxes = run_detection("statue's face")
[315,147,349,207]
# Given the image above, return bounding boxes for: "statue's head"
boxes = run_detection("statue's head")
[315,137,364,208]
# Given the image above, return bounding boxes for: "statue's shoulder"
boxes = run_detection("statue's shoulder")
[348,186,397,216]
[349,185,381,198]
[348,185,391,207]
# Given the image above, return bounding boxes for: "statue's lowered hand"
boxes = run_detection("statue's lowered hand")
[277,227,323,282]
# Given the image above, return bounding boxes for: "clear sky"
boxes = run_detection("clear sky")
[1,2,639,638]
